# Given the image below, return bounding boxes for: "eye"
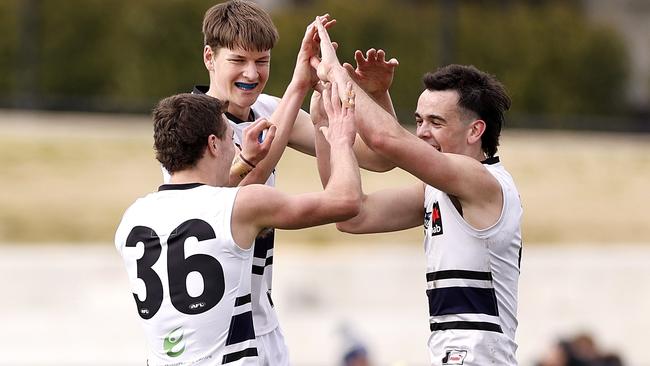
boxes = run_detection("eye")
[256,60,270,65]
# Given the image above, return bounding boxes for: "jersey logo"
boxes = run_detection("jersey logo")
[442,349,467,365]
[164,326,186,357]
[424,202,444,236]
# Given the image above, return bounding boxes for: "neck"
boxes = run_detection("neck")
[206,87,250,122]
[471,150,488,162]
[169,162,229,187]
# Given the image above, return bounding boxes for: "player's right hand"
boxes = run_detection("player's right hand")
[309,88,329,128]
[241,118,276,165]
[313,16,342,83]
[320,81,356,147]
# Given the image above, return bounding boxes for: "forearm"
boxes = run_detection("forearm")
[329,67,403,158]
[324,142,362,216]
[314,122,332,187]
[240,82,308,185]
[369,90,396,118]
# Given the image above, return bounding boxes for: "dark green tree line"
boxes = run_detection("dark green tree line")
[0,0,632,129]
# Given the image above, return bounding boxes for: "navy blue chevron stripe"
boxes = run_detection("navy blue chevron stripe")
[430,321,503,333]
[426,270,492,282]
[427,287,499,316]
[222,347,258,364]
[234,294,251,307]
[253,230,274,259]
[225,311,255,346]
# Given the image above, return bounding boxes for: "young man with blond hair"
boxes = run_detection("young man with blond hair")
[185,2,397,364]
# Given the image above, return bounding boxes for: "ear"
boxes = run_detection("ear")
[207,134,219,156]
[204,45,214,71]
[467,119,486,145]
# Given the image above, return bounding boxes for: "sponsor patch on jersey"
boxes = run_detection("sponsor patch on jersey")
[442,349,467,365]
[425,201,443,236]
[163,326,186,357]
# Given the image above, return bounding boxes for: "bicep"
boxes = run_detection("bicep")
[234,185,343,232]
[377,131,498,200]
[338,183,424,234]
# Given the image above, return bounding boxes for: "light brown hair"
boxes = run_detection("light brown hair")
[202,0,279,52]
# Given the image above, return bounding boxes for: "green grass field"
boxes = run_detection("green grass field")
[2,109,649,244]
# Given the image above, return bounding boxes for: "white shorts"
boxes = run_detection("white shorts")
[257,327,290,366]
[427,330,517,366]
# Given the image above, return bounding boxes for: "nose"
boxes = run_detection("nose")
[416,124,430,139]
[242,62,259,80]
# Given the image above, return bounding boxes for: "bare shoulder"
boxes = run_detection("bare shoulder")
[234,184,276,208]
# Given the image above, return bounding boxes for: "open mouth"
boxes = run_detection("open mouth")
[235,82,258,91]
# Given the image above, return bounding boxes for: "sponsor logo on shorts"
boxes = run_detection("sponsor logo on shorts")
[164,326,186,357]
[442,349,467,365]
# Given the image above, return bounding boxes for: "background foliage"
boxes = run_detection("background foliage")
[0,0,637,130]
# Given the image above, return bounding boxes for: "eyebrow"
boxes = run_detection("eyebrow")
[415,112,446,123]
[228,53,270,60]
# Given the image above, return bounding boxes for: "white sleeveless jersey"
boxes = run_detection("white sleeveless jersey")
[162,92,281,337]
[423,157,522,366]
[226,93,280,336]
[115,183,258,366]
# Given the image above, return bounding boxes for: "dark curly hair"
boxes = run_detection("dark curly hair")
[422,65,511,157]
[153,93,228,173]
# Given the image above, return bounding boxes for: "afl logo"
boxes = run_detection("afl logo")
[189,302,206,310]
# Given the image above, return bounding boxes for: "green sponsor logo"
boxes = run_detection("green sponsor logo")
[163,326,185,357]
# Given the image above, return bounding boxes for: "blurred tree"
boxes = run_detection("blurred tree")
[271,0,439,122]
[0,1,19,104]
[38,0,116,107]
[0,0,632,130]
[106,0,215,109]
[457,2,628,121]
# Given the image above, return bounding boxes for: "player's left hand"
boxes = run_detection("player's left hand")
[293,14,336,91]
[240,118,276,165]
[343,48,399,96]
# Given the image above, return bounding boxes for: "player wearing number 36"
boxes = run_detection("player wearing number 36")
[115,87,360,364]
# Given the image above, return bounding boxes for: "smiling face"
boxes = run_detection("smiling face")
[205,46,271,120]
[415,89,481,157]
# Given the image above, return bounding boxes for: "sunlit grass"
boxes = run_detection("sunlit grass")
[1,111,649,244]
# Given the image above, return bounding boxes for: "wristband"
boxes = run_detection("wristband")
[239,154,256,168]
[230,155,254,179]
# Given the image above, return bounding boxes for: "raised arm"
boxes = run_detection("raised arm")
[343,48,399,117]
[313,17,500,219]
[233,16,335,186]
[309,88,332,186]
[231,81,361,247]
[311,82,422,235]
